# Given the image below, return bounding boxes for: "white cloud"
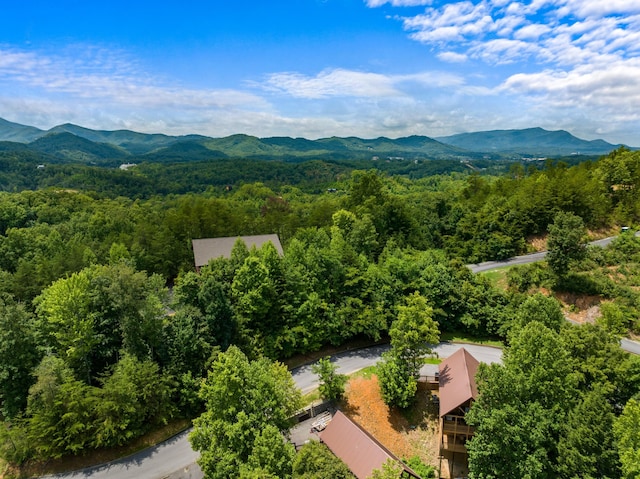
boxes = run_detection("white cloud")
[561,0,640,18]
[0,45,268,112]
[513,23,551,40]
[365,0,432,7]
[404,1,495,43]
[396,0,640,69]
[263,69,401,99]
[262,68,466,99]
[499,58,640,127]
[438,51,469,63]
[398,71,466,87]
[0,44,280,137]
[367,0,640,144]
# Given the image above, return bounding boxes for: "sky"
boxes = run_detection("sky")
[1,0,639,145]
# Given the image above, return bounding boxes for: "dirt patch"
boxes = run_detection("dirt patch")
[527,227,617,253]
[527,234,548,252]
[340,375,440,470]
[588,227,620,240]
[555,292,603,324]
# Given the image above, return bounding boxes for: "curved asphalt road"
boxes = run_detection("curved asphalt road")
[468,235,618,273]
[45,232,640,478]
[467,233,640,356]
[43,342,501,479]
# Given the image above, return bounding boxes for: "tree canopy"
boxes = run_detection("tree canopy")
[190,346,301,479]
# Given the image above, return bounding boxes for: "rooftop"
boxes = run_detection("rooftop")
[191,234,283,268]
[320,410,420,479]
[438,348,479,418]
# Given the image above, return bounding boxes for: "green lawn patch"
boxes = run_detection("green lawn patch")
[440,331,504,348]
[479,265,512,289]
[423,357,442,365]
[350,365,378,380]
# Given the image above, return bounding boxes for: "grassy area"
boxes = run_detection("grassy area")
[423,357,442,365]
[350,365,378,380]
[440,331,504,348]
[479,265,512,289]
[302,389,321,405]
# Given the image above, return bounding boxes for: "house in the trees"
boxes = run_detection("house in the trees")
[191,234,283,271]
[320,411,421,479]
[438,347,479,478]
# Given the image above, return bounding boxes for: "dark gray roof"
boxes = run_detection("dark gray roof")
[192,234,283,268]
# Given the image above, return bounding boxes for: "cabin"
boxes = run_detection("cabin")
[320,411,421,479]
[191,234,283,271]
[438,348,479,478]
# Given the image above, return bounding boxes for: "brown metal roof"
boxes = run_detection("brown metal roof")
[438,348,479,417]
[191,234,283,267]
[320,410,420,479]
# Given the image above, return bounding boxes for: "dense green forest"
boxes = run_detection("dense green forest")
[0,147,639,477]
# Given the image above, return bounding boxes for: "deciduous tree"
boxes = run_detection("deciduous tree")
[547,211,587,278]
[614,398,640,479]
[292,441,353,479]
[311,357,347,402]
[190,346,301,479]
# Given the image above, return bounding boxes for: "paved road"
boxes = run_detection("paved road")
[42,429,200,479]
[468,235,618,273]
[621,338,640,356]
[466,233,640,356]
[45,342,501,479]
[46,231,640,478]
[469,232,640,274]
[291,342,502,394]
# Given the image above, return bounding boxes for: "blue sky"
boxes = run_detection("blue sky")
[1,0,639,144]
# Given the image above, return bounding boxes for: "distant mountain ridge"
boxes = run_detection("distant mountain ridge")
[0,118,629,165]
[436,127,621,156]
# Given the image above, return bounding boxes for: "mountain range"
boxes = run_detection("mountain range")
[0,117,630,165]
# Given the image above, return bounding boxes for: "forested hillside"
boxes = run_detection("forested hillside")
[0,118,627,164]
[0,147,639,476]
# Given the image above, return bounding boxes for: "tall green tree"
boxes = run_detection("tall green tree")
[35,272,97,382]
[311,357,347,402]
[0,297,41,418]
[557,389,620,479]
[240,424,296,479]
[614,398,640,479]
[467,322,579,478]
[35,263,167,382]
[190,346,302,479]
[25,355,96,459]
[379,292,439,408]
[377,351,417,409]
[94,354,174,448]
[546,211,587,278]
[511,293,565,334]
[389,292,440,374]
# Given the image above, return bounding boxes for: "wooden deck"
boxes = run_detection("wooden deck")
[441,437,469,454]
[442,418,474,436]
[440,415,474,455]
